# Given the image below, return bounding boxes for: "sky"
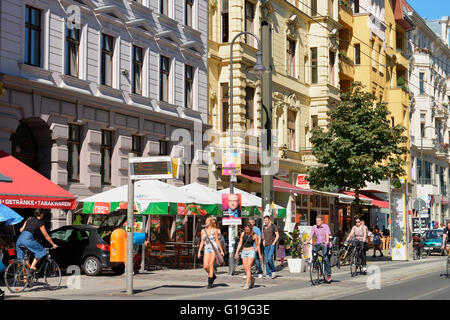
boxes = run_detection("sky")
[406,0,450,20]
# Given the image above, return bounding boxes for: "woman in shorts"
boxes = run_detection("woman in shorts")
[235,224,262,289]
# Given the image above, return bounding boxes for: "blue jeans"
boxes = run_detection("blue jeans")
[254,249,263,274]
[264,245,276,277]
[313,244,331,276]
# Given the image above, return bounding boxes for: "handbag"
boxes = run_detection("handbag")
[204,229,224,266]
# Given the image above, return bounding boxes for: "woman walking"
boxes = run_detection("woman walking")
[198,217,224,289]
[235,224,263,290]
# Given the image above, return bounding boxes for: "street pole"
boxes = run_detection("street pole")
[228,31,265,276]
[126,153,134,294]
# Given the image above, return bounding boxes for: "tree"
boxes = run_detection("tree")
[306,82,408,220]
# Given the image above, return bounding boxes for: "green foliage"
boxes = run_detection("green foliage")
[306,82,408,198]
[286,228,303,259]
[397,77,405,87]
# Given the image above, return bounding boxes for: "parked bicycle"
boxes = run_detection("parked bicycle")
[347,240,366,277]
[4,246,61,293]
[339,241,354,266]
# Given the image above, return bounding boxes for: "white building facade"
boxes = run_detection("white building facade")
[0,0,209,228]
[406,9,450,227]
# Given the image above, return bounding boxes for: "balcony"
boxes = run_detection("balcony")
[436,143,449,159]
[339,54,354,80]
[338,0,353,28]
[389,87,410,107]
[433,105,448,120]
[395,49,409,68]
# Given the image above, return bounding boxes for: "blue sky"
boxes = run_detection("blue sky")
[407,0,450,20]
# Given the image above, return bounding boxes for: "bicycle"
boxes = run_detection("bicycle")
[412,233,429,260]
[4,246,61,293]
[339,241,354,266]
[348,240,365,277]
[307,242,328,286]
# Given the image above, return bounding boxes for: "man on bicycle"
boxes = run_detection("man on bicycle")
[306,216,332,283]
[441,221,450,254]
[345,218,368,273]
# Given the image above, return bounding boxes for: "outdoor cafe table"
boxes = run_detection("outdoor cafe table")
[164,241,197,268]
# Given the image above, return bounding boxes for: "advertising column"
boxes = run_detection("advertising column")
[390,178,408,260]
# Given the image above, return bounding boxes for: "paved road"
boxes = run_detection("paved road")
[1,255,448,300]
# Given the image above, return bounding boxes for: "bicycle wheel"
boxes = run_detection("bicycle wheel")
[309,260,320,285]
[350,253,358,277]
[413,247,418,260]
[4,260,30,293]
[44,260,61,290]
[421,247,429,259]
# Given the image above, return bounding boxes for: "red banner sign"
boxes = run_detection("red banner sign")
[0,196,76,210]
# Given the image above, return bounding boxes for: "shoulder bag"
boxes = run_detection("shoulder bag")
[204,229,224,266]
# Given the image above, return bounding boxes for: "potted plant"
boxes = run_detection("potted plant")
[286,228,306,273]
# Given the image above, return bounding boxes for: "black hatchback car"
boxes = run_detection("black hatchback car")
[48,211,127,276]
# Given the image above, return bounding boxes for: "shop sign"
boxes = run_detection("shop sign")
[296,174,309,189]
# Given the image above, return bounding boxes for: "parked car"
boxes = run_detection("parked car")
[47,211,128,276]
[423,229,445,255]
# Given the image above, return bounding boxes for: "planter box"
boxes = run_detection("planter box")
[287,258,306,273]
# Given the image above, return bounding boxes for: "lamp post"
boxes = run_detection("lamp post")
[228,31,265,275]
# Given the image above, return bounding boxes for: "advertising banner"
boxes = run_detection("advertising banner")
[221,194,242,226]
[222,149,241,176]
[390,178,408,261]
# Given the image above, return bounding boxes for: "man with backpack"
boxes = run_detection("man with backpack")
[263,215,279,279]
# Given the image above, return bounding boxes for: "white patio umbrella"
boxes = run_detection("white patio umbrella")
[80,180,196,215]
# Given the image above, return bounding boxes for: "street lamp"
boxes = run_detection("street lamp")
[228,31,266,276]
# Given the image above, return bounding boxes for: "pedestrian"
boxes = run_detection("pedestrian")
[249,217,264,278]
[372,226,383,257]
[306,216,332,283]
[263,215,279,279]
[235,224,263,289]
[277,239,286,264]
[197,217,224,289]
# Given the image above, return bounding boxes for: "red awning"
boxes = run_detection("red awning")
[342,191,389,208]
[0,151,77,210]
[240,171,312,195]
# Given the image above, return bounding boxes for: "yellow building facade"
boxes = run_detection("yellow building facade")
[208,0,341,228]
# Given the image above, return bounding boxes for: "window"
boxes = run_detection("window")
[101,34,114,86]
[311,115,318,129]
[132,46,143,95]
[221,0,229,43]
[101,130,112,185]
[25,6,41,67]
[244,1,255,46]
[245,87,255,131]
[221,83,229,132]
[160,0,169,16]
[288,110,296,151]
[287,38,296,77]
[160,56,170,102]
[65,25,80,77]
[329,50,335,86]
[159,141,168,156]
[50,227,75,243]
[354,44,361,65]
[132,135,142,157]
[311,47,318,84]
[420,113,425,137]
[419,72,425,94]
[185,0,194,27]
[311,0,318,16]
[185,65,194,109]
[354,0,360,13]
[67,124,81,182]
[417,158,422,182]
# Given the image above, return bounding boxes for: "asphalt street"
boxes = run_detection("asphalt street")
[1,255,448,300]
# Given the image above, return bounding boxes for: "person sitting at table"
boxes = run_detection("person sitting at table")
[159,217,172,243]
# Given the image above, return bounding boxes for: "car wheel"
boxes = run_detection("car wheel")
[82,256,102,276]
[111,265,125,275]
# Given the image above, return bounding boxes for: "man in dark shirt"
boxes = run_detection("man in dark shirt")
[441,221,450,255]
[263,215,279,279]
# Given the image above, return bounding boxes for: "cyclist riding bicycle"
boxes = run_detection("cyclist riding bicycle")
[345,218,367,273]
[306,215,332,283]
[441,221,450,254]
[16,210,58,273]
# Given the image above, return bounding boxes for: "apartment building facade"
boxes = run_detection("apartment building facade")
[0,0,209,228]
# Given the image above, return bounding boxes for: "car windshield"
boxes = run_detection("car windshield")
[427,230,443,239]
[98,211,126,229]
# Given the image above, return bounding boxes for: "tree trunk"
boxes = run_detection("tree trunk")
[351,189,361,224]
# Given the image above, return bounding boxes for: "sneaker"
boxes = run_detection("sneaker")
[243,284,249,290]
[258,274,263,279]
[326,275,331,283]
[270,273,277,279]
